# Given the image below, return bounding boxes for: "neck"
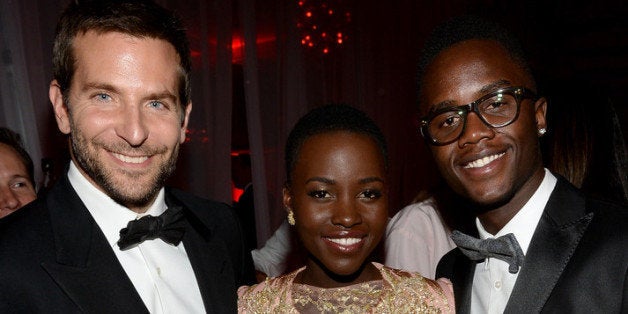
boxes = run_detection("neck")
[477,167,546,234]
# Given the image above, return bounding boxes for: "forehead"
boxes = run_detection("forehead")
[71,30,182,88]
[295,131,385,173]
[419,39,533,113]
[0,144,27,174]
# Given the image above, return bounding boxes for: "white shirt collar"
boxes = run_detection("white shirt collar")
[476,168,557,254]
[67,161,167,247]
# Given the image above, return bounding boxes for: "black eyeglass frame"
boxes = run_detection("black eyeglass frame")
[419,86,538,146]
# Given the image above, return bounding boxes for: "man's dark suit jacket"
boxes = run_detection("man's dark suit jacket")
[436,176,628,313]
[0,174,255,313]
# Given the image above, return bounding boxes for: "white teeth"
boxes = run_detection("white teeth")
[113,153,148,164]
[328,238,361,246]
[464,152,505,169]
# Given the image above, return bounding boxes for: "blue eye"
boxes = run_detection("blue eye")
[149,101,164,109]
[95,93,111,101]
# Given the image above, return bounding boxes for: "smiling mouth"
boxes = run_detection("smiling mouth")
[463,152,505,169]
[326,237,362,246]
[112,152,149,164]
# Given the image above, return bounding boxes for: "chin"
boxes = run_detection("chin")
[314,254,368,279]
[465,188,515,213]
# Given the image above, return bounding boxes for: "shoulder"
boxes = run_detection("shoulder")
[586,197,627,222]
[168,187,232,213]
[166,187,236,226]
[582,197,628,247]
[0,198,54,282]
[378,264,454,313]
[552,178,628,233]
[547,177,627,237]
[237,268,302,313]
[0,197,50,245]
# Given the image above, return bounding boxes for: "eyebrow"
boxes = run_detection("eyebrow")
[82,82,119,94]
[428,79,513,114]
[479,80,512,95]
[304,176,384,185]
[9,174,33,184]
[305,177,334,185]
[359,177,385,185]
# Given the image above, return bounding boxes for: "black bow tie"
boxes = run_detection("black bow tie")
[451,230,525,274]
[117,206,186,250]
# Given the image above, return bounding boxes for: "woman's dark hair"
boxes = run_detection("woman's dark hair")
[284,104,388,184]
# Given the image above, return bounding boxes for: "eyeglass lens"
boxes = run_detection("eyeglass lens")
[427,92,518,143]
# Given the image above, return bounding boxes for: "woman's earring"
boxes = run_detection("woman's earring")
[538,128,547,136]
[287,209,295,226]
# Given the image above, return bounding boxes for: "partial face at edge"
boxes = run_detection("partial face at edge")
[283,131,388,287]
[0,143,36,217]
[419,39,547,207]
[49,31,191,212]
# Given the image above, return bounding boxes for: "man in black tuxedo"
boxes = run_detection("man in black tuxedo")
[415,17,627,313]
[0,1,254,313]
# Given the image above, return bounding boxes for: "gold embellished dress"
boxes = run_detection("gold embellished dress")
[237,262,454,313]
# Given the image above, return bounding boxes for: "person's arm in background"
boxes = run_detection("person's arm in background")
[251,220,291,281]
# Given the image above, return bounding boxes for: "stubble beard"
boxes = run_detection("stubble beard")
[69,121,179,210]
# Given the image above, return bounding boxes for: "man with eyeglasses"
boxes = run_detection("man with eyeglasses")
[415,16,627,313]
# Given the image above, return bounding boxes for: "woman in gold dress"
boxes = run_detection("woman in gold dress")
[238,104,454,313]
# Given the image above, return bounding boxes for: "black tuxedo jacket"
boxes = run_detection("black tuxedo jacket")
[436,176,628,313]
[0,174,255,313]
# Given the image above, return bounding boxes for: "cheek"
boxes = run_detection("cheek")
[430,147,453,174]
[70,110,111,135]
[149,116,186,142]
[361,199,389,232]
[293,200,328,229]
[18,191,37,204]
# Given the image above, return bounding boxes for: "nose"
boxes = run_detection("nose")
[457,112,495,148]
[116,105,149,147]
[331,196,362,228]
[0,187,20,213]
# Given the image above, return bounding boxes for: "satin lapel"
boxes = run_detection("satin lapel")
[505,178,593,313]
[40,176,147,313]
[168,193,235,313]
[452,250,476,314]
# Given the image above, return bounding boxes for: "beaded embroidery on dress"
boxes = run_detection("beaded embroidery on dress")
[237,262,454,313]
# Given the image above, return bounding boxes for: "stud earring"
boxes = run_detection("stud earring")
[538,128,546,136]
[287,210,295,226]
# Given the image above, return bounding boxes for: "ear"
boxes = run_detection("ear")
[179,102,192,143]
[282,185,292,212]
[49,80,71,134]
[533,96,548,134]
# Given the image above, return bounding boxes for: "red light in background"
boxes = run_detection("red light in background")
[232,185,244,203]
[297,0,351,55]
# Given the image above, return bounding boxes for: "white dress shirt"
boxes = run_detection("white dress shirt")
[470,169,557,314]
[68,162,205,313]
